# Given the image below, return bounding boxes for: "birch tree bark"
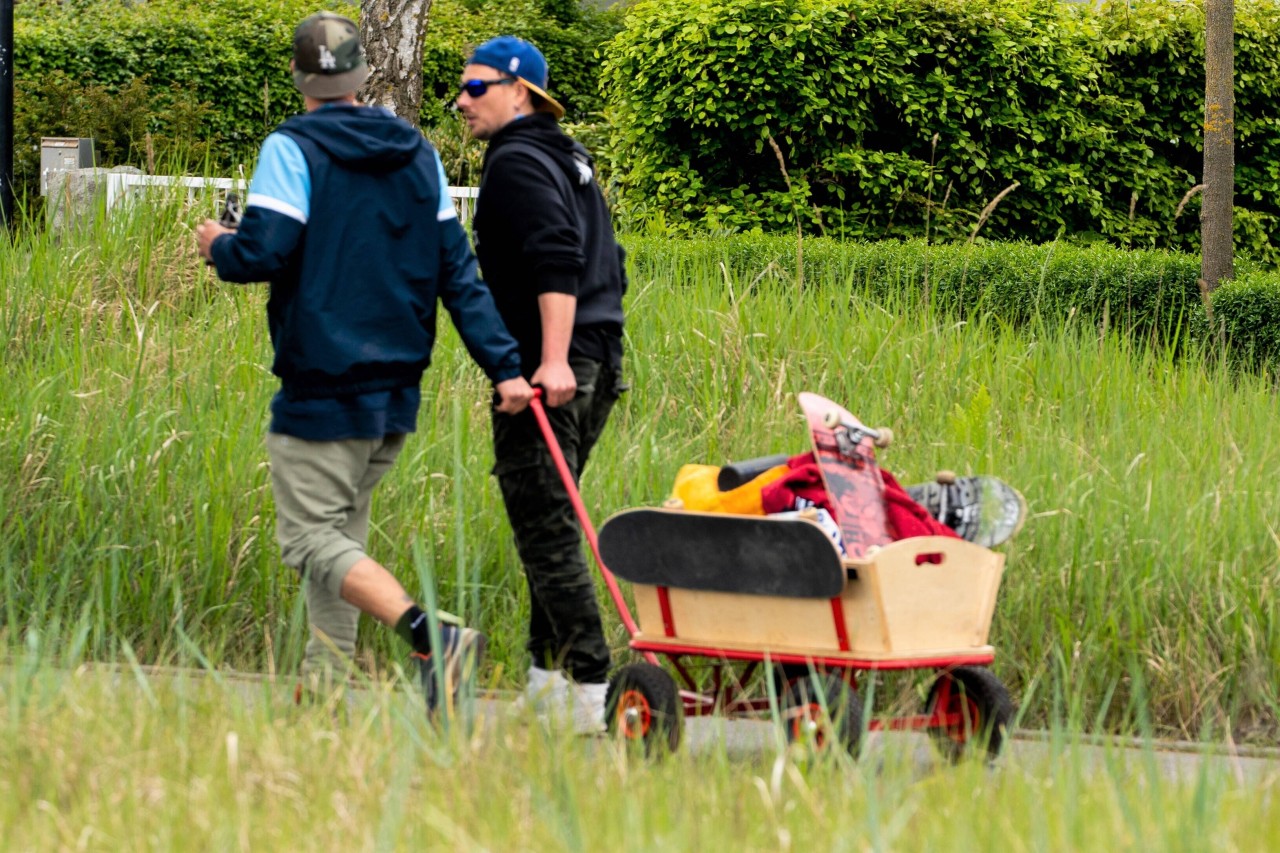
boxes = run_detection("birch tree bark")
[1201,0,1235,292]
[358,0,434,127]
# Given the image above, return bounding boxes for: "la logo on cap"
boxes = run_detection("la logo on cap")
[318,45,337,70]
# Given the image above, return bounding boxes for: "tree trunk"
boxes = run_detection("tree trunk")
[358,0,434,127]
[1201,0,1235,292]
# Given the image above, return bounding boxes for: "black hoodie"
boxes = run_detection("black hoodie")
[212,104,522,402]
[473,112,626,373]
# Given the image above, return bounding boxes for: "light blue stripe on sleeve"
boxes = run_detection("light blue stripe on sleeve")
[247,133,310,224]
[434,150,457,222]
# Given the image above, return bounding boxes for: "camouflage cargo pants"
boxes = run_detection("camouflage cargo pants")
[491,358,624,684]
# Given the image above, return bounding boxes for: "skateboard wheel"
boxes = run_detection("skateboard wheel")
[873,427,893,449]
[822,410,841,429]
[935,469,957,485]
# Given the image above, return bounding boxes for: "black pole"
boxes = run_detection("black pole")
[1,0,13,228]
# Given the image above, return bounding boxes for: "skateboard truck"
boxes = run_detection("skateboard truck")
[822,410,893,458]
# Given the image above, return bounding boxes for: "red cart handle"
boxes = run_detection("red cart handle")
[527,391,656,663]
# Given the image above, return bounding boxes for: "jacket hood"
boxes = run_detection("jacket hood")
[278,104,424,173]
[487,112,595,185]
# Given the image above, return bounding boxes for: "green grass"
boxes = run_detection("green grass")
[1,664,1276,851]
[2,191,1279,748]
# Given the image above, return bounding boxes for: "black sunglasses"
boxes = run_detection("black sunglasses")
[458,77,518,99]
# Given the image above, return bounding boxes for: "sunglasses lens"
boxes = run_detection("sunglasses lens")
[460,80,487,98]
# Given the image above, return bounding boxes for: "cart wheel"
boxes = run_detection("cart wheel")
[770,662,820,701]
[606,663,682,755]
[924,666,1013,762]
[783,671,863,757]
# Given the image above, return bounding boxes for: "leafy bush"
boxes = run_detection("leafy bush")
[12,0,621,197]
[420,0,625,127]
[13,0,339,200]
[602,0,1280,265]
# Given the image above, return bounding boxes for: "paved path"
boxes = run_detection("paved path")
[15,662,1279,783]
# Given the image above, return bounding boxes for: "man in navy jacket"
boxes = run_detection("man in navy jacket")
[197,12,532,710]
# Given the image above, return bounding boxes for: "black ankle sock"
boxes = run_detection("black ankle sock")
[394,606,433,657]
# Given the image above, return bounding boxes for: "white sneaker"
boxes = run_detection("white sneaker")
[509,666,569,720]
[570,681,608,735]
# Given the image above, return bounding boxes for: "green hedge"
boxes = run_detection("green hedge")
[1194,273,1280,371]
[14,0,341,197]
[626,233,1280,370]
[419,0,624,126]
[602,0,1280,266]
[12,0,620,199]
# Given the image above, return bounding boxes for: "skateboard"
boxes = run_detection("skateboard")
[905,472,1027,548]
[204,192,243,267]
[797,392,895,560]
[220,191,244,227]
[598,507,846,599]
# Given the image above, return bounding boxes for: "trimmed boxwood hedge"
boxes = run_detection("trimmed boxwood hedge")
[626,233,1280,372]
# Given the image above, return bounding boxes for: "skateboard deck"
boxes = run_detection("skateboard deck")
[905,475,1027,548]
[797,392,894,560]
[598,508,846,599]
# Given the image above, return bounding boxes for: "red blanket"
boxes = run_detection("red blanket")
[760,453,958,541]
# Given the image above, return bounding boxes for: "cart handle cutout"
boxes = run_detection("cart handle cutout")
[914,552,945,566]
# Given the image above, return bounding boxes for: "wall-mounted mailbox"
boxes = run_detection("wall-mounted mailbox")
[41,137,97,194]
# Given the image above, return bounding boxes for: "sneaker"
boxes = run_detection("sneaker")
[569,681,608,735]
[413,624,487,713]
[509,665,569,720]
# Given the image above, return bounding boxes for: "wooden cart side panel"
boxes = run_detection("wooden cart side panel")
[842,558,893,653]
[633,584,666,637]
[628,536,1005,659]
[631,584,842,653]
[973,556,1007,646]
[849,537,1005,652]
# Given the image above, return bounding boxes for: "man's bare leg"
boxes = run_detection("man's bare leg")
[339,556,415,625]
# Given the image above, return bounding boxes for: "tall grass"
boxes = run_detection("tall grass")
[2,195,1278,744]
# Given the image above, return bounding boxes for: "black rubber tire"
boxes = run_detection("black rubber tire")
[782,671,864,757]
[605,663,682,755]
[924,666,1014,762]
[770,662,815,700]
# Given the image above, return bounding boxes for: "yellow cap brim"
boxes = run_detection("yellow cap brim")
[518,79,566,120]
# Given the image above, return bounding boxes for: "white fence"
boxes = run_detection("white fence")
[103,172,480,222]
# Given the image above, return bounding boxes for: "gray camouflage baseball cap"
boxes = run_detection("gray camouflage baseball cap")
[292,12,369,99]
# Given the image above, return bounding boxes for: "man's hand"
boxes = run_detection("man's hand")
[493,376,535,414]
[196,220,233,262]
[530,361,576,407]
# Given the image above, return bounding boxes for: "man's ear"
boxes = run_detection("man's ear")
[289,59,296,72]
[515,81,535,112]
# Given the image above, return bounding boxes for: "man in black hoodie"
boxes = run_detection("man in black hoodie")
[196,12,533,711]
[458,36,628,734]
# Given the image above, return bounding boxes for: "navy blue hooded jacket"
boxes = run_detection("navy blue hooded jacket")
[211,105,521,415]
